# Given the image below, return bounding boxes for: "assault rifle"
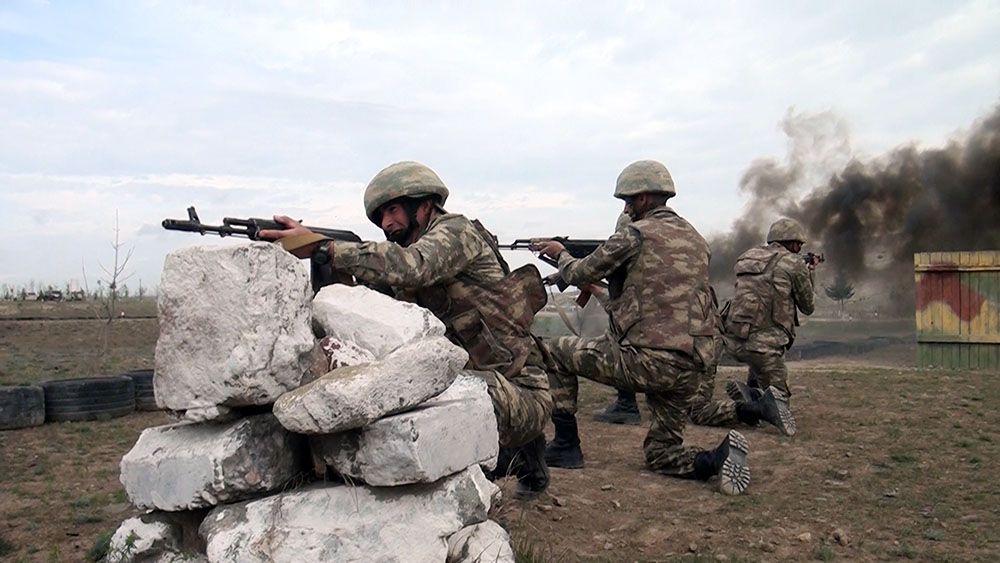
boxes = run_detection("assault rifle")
[804,252,825,269]
[162,206,362,292]
[162,206,361,243]
[504,237,606,306]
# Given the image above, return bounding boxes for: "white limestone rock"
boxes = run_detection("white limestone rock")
[106,512,207,563]
[447,520,515,563]
[312,374,499,486]
[200,465,498,563]
[273,336,468,434]
[182,405,236,423]
[312,284,445,358]
[154,242,314,411]
[318,336,377,370]
[120,414,304,511]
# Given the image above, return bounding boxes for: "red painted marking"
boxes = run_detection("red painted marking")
[916,272,986,322]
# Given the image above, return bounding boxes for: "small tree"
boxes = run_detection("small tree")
[824,271,856,316]
[82,211,134,324]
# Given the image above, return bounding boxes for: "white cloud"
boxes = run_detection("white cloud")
[0,1,997,286]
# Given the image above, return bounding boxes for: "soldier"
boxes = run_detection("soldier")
[593,218,793,435]
[589,212,642,426]
[721,217,816,432]
[687,361,794,435]
[532,160,752,495]
[261,161,554,500]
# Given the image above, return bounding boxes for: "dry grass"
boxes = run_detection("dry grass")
[2,312,998,561]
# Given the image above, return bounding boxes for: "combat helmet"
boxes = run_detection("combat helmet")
[363,161,450,224]
[613,160,676,200]
[766,218,807,244]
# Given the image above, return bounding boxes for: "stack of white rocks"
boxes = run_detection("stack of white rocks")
[107,242,515,563]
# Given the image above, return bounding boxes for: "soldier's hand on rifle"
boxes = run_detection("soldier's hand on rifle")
[259,215,323,259]
[542,272,562,286]
[531,239,566,260]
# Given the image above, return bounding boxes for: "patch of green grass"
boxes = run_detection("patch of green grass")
[68,423,94,434]
[72,512,104,525]
[512,536,566,563]
[923,528,945,541]
[892,542,918,559]
[813,543,835,561]
[87,530,113,562]
[890,452,919,464]
[0,534,16,557]
[978,434,993,443]
[71,494,102,509]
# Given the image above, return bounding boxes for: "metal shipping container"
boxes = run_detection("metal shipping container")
[914,251,1000,369]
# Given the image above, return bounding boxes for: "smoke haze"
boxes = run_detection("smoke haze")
[710,103,1000,297]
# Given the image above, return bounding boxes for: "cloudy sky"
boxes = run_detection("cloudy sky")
[1,0,998,291]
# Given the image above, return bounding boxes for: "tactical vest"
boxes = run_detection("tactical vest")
[404,217,547,380]
[724,244,797,342]
[605,208,719,368]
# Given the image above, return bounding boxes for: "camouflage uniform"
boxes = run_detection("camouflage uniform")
[687,369,739,427]
[331,212,552,448]
[723,241,816,398]
[539,206,721,476]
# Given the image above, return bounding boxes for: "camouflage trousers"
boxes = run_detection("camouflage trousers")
[687,368,739,427]
[538,334,711,477]
[471,365,553,449]
[725,337,791,398]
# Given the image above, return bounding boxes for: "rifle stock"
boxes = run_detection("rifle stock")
[503,237,607,303]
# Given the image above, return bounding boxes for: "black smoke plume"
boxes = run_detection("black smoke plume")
[710,103,1000,297]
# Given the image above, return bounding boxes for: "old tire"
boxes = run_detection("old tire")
[41,376,135,422]
[124,369,158,411]
[0,385,46,430]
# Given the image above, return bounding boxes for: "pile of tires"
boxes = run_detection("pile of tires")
[41,376,135,422]
[0,385,46,430]
[123,369,158,411]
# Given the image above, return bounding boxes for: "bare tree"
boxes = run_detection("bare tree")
[82,211,134,324]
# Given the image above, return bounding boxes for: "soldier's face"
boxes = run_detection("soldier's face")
[788,241,803,254]
[623,194,648,221]
[380,201,412,243]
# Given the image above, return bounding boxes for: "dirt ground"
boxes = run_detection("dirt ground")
[1,315,998,562]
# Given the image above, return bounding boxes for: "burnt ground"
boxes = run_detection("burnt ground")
[1,314,998,562]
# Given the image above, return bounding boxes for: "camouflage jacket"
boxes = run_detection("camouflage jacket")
[556,206,718,366]
[331,213,547,385]
[724,242,815,353]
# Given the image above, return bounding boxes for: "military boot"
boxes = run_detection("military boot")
[726,380,763,404]
[544,412,584,469]
[514,434,550,500]
[484,446,521,481]
[592,388,641,425]
[693,430,751,495]
[735,386,796,436]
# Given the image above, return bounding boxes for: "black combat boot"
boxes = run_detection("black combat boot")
[592,388,641,425]
[544,412,585,469]
[692,430,751,495]
[514,434,550,500]
[484,446,521,481]
[726,380,763,404]
[735,386,796,437]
